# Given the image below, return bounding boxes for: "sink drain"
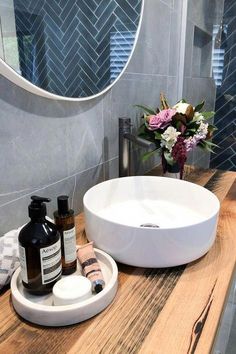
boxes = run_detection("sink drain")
[140,223,160,228]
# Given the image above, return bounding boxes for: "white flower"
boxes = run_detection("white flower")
[161,126,181,152]
[194,112,204,121]
[197,121,208,138]
[173,102,190,115]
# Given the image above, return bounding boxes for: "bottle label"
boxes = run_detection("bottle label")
[63,227,76,263]
[19,245,28,283]
[40,240,62,284]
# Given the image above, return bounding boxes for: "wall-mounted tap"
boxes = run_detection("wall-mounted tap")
[119,117,156,177]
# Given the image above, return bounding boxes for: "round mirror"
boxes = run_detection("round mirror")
[0,0,144,101]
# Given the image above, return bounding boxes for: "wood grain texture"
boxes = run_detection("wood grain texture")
[0,167,235,354]
[139,172,236,354]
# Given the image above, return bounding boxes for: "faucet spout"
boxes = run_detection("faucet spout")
[123,133,156,149]
[119,117,156,177]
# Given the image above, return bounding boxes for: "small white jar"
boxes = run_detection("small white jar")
[53,275,92,306]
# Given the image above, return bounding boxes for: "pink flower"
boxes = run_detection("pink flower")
[148,109,176,130]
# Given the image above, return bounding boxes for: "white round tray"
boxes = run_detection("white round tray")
[11,248,118,327]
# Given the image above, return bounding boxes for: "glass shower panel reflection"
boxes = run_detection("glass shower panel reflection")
[210,0,236,171]
[182,0,236,171]
[181,0,223,168]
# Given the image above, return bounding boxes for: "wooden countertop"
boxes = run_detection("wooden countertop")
[0,167,235,354]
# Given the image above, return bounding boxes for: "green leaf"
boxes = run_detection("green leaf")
[164,150,174,165]
[204,140,219,148]
[137,123,146,136]
[176,98,187,104]
[198,140,215,154]
[206,146,215,153]
[142,149,160,162]
[134,104,157,115]
[154,131,162,140]
[198,141,215,153]
[176,121,182,130]
[201,111,215,120]
[208,124,218,132]
[194,100,205,112]
[190,116,200,123]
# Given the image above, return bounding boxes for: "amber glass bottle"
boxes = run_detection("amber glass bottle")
[54,196,77,275]
[18,196,62,295]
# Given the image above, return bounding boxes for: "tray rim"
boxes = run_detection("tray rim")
[11,248,118,313]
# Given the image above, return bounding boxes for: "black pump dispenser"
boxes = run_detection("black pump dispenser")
[18,195,62,295]
[57,195,69,215]
[29,196,51,219]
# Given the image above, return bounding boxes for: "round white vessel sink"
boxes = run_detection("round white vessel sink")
[83,176,220,267]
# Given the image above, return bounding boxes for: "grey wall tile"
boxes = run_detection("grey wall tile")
[104,158,119,180]
[183,77,216,110]
[0,76,104,202]
[126,0,171,75]
[0,79,69,191]
[0,175,75,235]
[169,9,182,76]
[184,21,194,78]
[188,0,224,34]
[167,76,179,104]
[103,73,167,160]
[173,0,182,12]
[0,75,100,118]
[65,103,104,175]
[160,0,173,8]
[0,31,3,59]
[73,164,104,214]
[28,163,103,219]
[0,163,104,235]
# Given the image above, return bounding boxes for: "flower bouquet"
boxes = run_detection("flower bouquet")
[136,93,217,179]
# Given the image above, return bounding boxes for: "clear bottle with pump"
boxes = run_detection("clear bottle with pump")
[54,195,77,275]
[18,196,62,295]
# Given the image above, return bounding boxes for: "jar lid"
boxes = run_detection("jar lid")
[53,275,92,306]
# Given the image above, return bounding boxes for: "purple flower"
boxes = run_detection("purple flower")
[184,136,200,152]
[148,109,176,130]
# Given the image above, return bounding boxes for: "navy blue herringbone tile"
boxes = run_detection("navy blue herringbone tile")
[13,0,141,97]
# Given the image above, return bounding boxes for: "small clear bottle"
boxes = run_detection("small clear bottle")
[54,196,77,275]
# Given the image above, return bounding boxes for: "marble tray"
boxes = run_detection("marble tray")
[11,248,118,327]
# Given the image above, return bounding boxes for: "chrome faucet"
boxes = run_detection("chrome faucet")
[119,117,156,177]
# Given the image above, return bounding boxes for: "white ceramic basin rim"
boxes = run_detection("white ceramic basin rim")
[83,176,220,267]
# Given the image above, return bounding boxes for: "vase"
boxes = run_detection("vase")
[163,162,181,179]
[162,154,182,179]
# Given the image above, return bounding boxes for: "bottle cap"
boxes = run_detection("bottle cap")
[57,195,69,215]
[92,279,105,294]
[29,196,51,219]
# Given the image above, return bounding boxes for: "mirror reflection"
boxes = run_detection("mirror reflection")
[0,0,142,98]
